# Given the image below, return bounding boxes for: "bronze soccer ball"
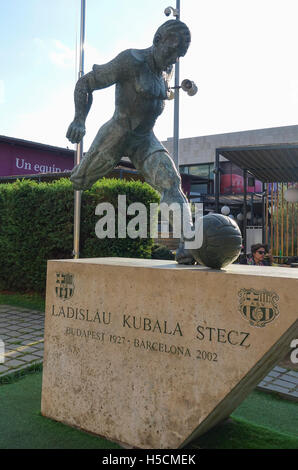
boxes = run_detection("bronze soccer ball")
[191,213,242,269]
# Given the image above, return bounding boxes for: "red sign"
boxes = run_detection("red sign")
[220,162,262,194]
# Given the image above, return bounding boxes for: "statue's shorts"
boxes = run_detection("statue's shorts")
[70,124,181,192]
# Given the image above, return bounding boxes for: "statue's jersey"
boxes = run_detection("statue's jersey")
[92,48,172,136]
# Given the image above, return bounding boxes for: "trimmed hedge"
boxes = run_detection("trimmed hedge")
[0,178,160,293]
[151,244,175,260]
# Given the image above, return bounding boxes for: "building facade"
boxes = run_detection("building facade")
[162,125,298,201]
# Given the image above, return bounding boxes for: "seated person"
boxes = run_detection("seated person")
[240,243,273,266]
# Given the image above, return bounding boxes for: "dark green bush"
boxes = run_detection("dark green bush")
[0,178,160,293]
[151,244,175,260]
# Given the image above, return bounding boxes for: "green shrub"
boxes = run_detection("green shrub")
[151,244,175,260]
[0,178,160,293]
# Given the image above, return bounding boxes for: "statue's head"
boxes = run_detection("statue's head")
[153,20,191,71]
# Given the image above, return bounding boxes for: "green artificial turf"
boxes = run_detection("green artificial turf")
[0,370,120,449]
[190,389,298,449]
[0,292,45,312]
[0,369,297,449]
[232,389,298,437]
[0,362,43,386]
[190,416,298,449]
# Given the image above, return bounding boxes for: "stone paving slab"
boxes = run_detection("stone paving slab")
[4,350,25,359]
[288,370,298,378]
[0,304,297,402]
[280,374,298,385]
[33,342,45,348]
[4,358,27,368]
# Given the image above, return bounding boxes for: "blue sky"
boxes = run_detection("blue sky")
[1,0,298,151]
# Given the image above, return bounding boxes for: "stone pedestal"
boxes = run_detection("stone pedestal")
[41,258,298,449]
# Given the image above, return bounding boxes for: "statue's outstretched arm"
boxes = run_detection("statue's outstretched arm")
[66,51,131,144]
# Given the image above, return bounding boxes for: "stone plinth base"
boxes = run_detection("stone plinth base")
[41,258,298,449]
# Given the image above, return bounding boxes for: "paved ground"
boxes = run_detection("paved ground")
[0,304,297,401]
[0,305,44,377]
[258,366,298,400]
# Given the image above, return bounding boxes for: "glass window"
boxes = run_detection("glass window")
[209,163,214,180]
[188,164,210,178]
[180,164,214,180]
[179,166,189,174]
[190,183,208,194]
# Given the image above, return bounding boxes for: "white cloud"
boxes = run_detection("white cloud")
[33,37,46,48]
[12,81,116,151]
[13,86,74,148]
[49,40,75,69]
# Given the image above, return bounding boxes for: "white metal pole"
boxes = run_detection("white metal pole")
[173,0,180,172]
[73,0,86,259]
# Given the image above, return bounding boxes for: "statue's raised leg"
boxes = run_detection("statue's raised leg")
[135,150,195,265]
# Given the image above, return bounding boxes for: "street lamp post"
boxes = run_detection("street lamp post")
[165,2,180,171]
[73,0,86,259]
[164,3,197,173]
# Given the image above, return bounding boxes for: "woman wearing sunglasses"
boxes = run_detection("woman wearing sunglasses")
[241,244,273,266]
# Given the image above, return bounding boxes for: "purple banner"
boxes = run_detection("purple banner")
[0,141,74,177]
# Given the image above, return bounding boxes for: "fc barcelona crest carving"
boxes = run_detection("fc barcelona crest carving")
[238,288,279,327]
[55,272,75,300]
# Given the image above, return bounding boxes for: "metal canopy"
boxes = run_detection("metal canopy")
[217,143,298,182]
